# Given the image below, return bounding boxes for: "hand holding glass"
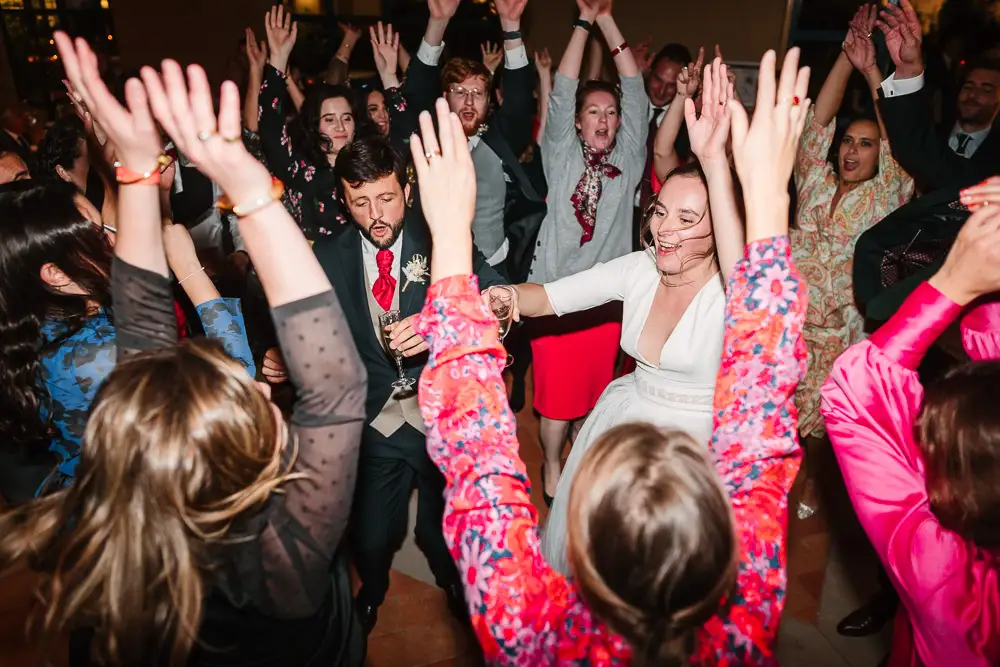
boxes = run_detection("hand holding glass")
[489,286,515,368]
[379,310,417,390]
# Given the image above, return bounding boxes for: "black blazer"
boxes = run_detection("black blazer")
[401,56,547,283]
[853,86,1000,309]
[313,208,505,432]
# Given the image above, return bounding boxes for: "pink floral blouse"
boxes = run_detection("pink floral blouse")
[791,110,915,437]
[414,235,807,665]
[821,282,1000,667]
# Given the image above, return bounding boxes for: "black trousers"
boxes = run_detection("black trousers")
[351,425,459,607]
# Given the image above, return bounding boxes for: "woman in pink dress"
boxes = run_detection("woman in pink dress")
[821,197,1000,667]
[408,47,811,665]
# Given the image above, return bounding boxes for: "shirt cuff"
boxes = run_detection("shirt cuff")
[880,71,925,98]
[504,44,529,70]
[417,39,445,67]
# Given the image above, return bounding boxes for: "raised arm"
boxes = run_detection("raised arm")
[686,57,743,282]
[820,207,1000,665]
[402,0,459,114]
[54,33,176,359]
[411,98,628,663]
[696,48,811,663]
[652,50,701,181]
[491,0,535,156]
[258,6,318,190]
[534,49,553,140]
[593,5,639,79]
[372,23,419,144]
[142,58,367,616]
[556,1,596,82]
[323,22,362,85]
[243,28,268,132]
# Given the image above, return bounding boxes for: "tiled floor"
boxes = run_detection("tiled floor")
[0,372,894,667]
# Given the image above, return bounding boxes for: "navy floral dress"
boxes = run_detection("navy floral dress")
[37,298,255,493]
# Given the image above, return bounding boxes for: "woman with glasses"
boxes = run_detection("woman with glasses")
[0,179,254,500]
[514,54,744,573]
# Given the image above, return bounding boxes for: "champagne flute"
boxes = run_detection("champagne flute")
[379,309,416,391]
[489,286,515,368]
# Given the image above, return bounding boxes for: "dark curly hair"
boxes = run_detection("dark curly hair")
[36,116,87,184]
[0,179,113,447]
[289,83,376,169]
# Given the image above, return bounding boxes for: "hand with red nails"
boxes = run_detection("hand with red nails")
[960,175,1000,212]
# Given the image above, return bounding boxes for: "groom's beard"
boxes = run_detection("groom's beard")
[358,214,405,250]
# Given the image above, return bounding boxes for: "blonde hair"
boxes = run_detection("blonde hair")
[566,423,737,666]
[0,339,299,666]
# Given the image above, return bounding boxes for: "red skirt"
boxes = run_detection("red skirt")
[529,303,622,421]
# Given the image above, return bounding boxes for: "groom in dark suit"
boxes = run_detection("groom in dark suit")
[312,135,505,636]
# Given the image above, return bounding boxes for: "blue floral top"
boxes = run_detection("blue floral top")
[38,298,255,489]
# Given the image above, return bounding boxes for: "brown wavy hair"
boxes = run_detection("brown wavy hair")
[920,359,1000,549]
[640,163,719,287]
[0,339,300,666]
[566,423,738,666]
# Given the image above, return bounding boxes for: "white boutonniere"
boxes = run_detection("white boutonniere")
[402,254,428,292]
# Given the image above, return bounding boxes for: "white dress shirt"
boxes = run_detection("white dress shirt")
[880,72,989,158]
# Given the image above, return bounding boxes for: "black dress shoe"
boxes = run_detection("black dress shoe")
[836,593,897,637]
[444,583,469,622]
[357,602,378,636]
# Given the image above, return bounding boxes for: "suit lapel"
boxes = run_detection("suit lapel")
[335,230,385,358]
[399,210,431,318]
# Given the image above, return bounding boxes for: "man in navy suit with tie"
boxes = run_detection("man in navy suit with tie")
[312,134,506,639]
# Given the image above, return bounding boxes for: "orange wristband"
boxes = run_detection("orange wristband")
[115,162,161,186]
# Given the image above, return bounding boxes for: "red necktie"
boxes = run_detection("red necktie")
[372,248,396,311]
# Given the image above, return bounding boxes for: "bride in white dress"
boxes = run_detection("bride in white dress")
[511,59,745,574]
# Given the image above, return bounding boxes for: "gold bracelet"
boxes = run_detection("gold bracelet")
[216,177,285,218]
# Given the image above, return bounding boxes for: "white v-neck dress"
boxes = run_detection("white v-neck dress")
[538,249,726,575]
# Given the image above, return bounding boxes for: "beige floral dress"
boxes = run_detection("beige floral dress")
[791,110,915,437]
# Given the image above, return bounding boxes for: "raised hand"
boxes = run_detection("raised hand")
[843,26,875,72]
[481,41,503,74]
[929,201,1000,305]
[428,0,461,20]
[371,22,400,81]
[495,0,528,24]
[632,36,654,75]
[877,0,922,75]
[264,4,298,74]
[410,98,476,243]
[686,57,733,165]
[729,48,810,241]
[338,21,363,45]
[246,27,268,77]
[54,33,161,172]
[677,46,705,99]
[140,61,273,207]
[843,5,876,73]
[575,0,606,22]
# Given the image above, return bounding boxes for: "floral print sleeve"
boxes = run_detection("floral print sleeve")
[37,260,256,492]
[384,86,418,147]
[875,138,916,202]
[695,235,808,666]
[414,275,631,666]
[794,109,835,195]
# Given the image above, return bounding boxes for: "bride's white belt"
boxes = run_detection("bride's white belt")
[633,368,714,412]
